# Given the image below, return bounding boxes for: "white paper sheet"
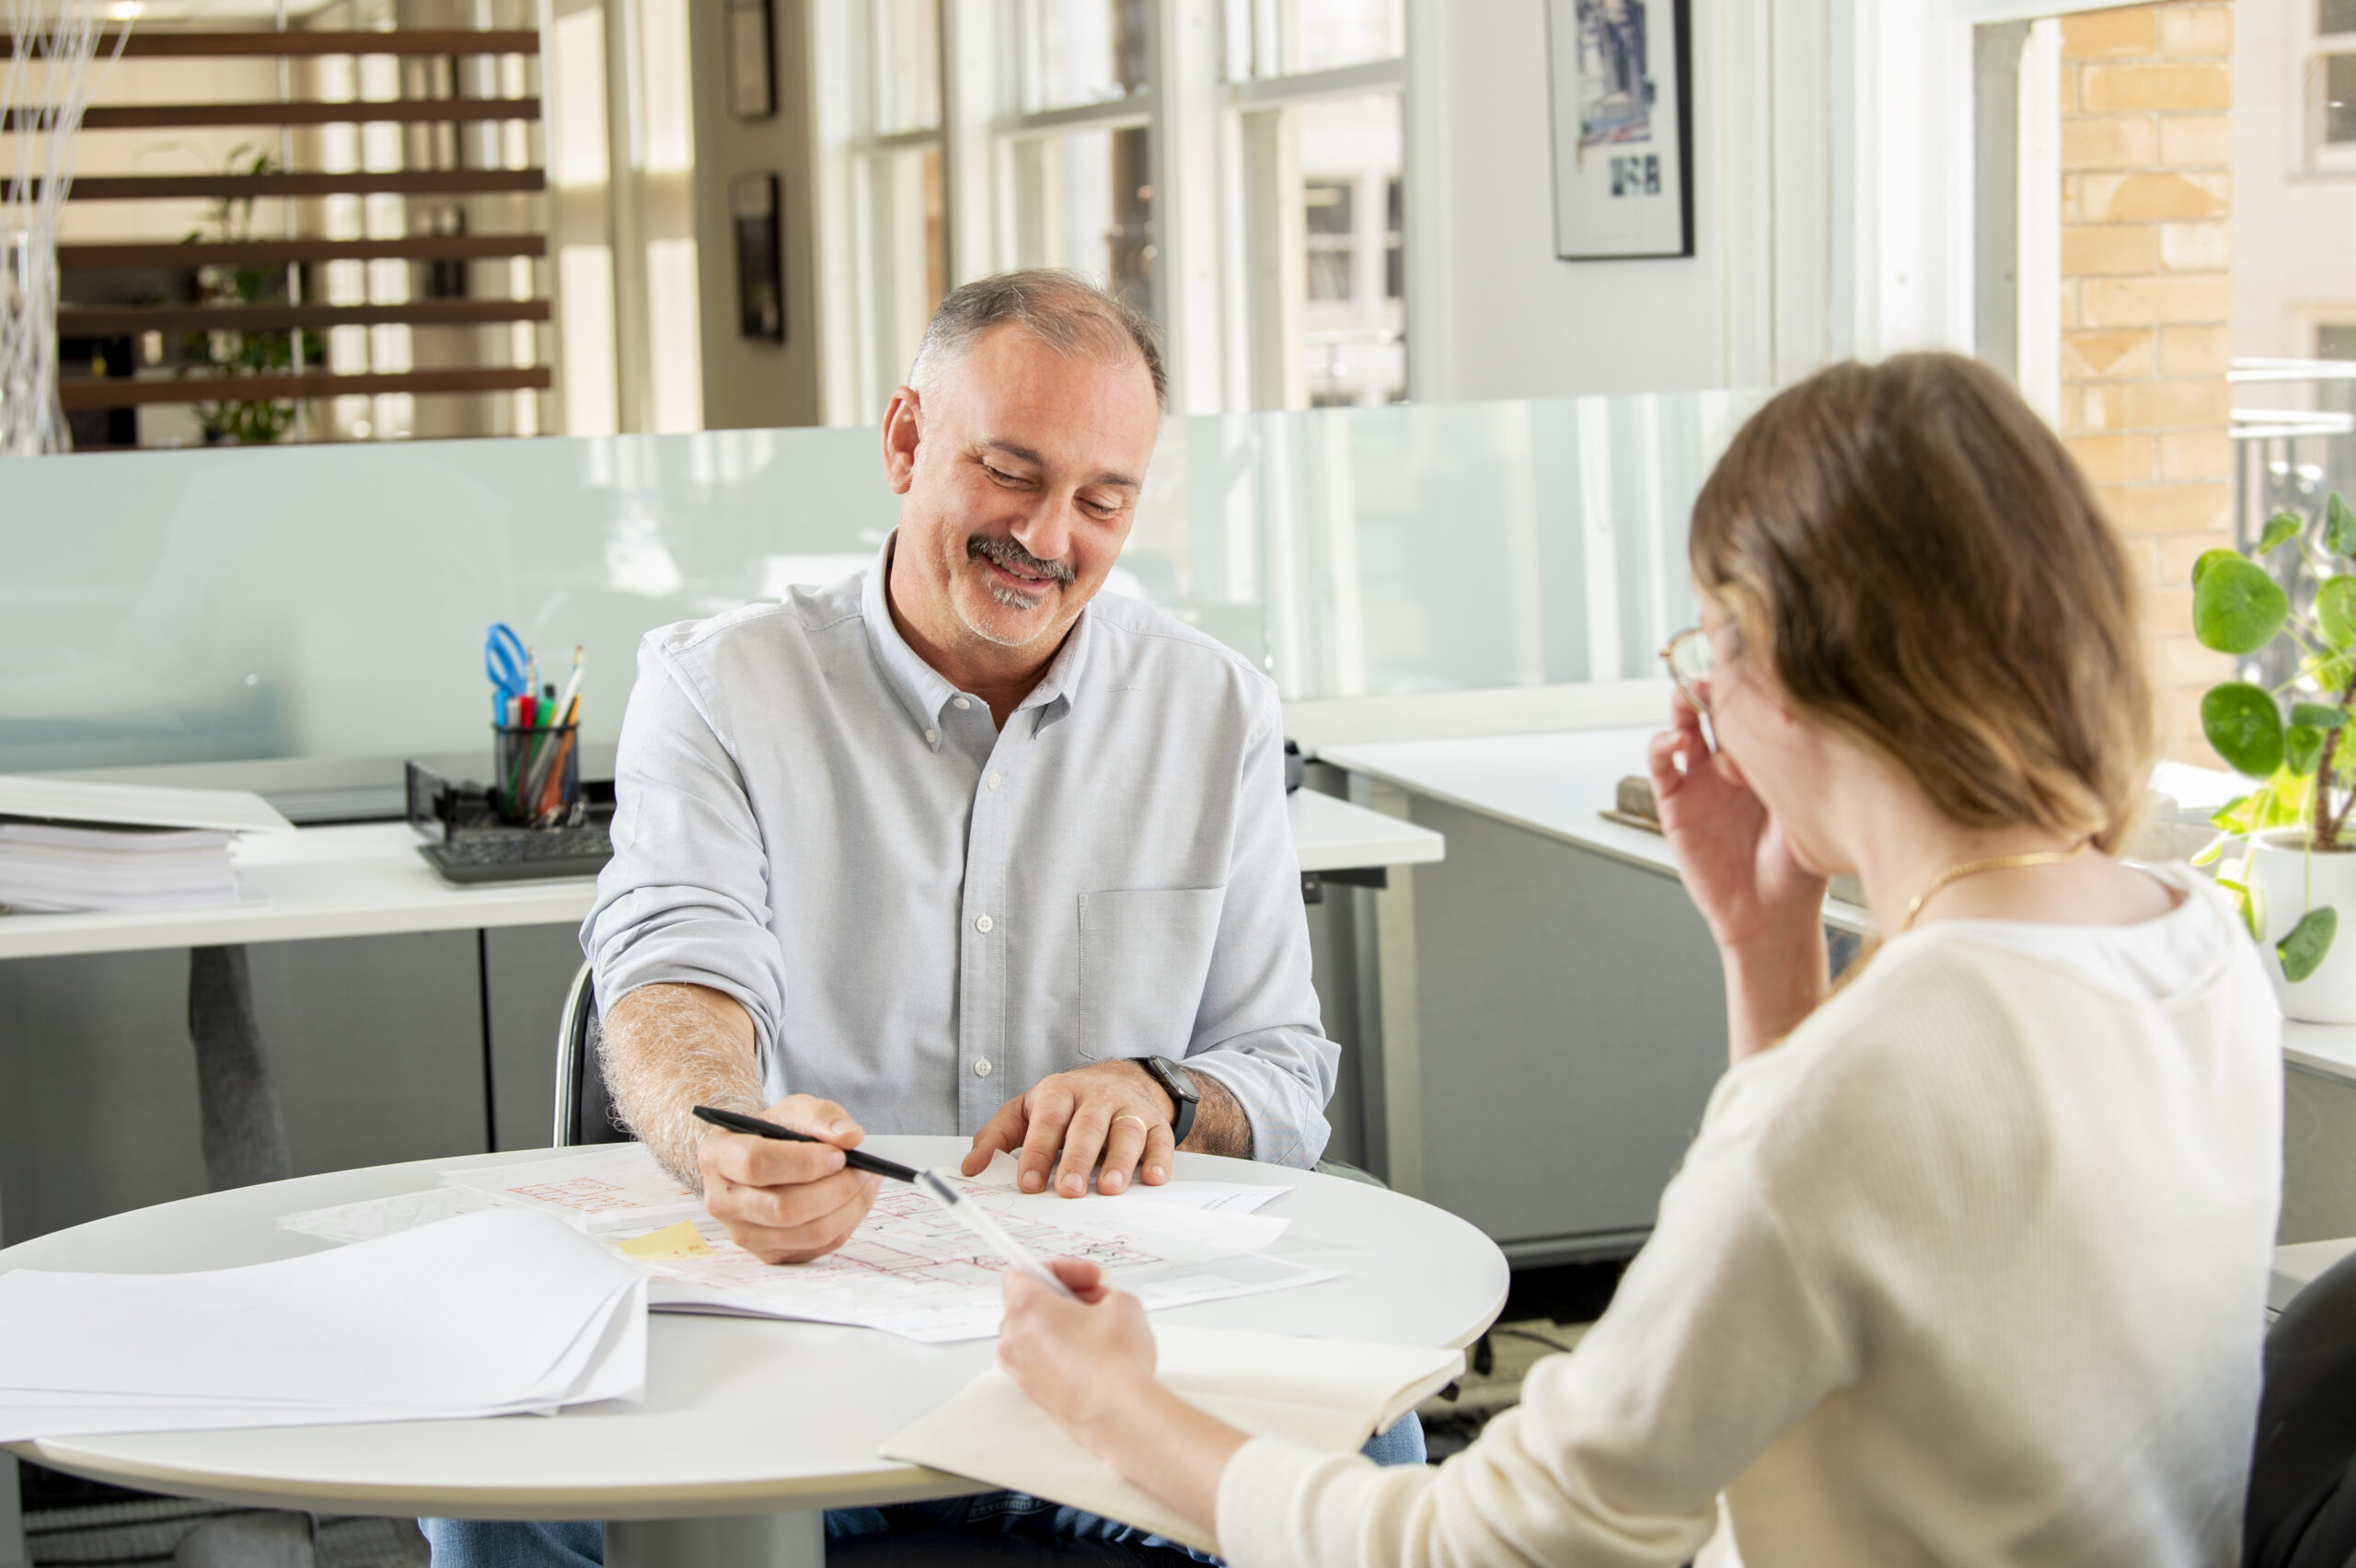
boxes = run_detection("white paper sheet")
[0,1210,646,1441]
[639,1170,1330,1342]
[275,1148,1330,1344]
[438,1150,708,1234]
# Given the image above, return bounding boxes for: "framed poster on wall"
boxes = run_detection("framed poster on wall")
[1544,0,1694,260]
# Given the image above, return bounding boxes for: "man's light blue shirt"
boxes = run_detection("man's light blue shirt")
[581,537,1337,1166]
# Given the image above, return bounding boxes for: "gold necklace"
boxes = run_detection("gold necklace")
[1897,843,2089,934]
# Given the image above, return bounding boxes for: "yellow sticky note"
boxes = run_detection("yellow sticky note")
[618,1219,714,1261]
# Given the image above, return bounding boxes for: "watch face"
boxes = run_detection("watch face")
[1153,1056,1197,1102]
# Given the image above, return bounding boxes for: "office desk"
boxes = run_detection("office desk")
[0,796,1444,1251]
[1318,728,1872,934]
[2,1136,1509,1568]
[0,795,1441,964]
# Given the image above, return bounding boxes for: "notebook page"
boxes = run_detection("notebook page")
[879,1325,1463,1554]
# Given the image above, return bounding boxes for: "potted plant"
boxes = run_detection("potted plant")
[179,145,319,445]
[2196,489,2356,1020]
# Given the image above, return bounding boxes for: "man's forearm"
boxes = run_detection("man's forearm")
[1181,1070,1253,1159]
[598,982,765,1189]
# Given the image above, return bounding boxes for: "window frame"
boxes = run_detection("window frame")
[2309,0,2356,175]
[814,0,1408,421]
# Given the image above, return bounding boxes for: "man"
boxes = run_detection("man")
[425,271,1385,1568]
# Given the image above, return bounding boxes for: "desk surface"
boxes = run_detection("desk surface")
[1320,728,1874,933]
[1,1137,1508,1520]
[0,792,1442,963]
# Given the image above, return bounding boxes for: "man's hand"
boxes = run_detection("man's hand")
[961,1060,1179,1197]
[698,1093,881,1262]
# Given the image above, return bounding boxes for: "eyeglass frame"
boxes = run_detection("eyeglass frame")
[1660,626,1713,715]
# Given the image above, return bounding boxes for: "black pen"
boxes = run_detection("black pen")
[691,1104,924,1183]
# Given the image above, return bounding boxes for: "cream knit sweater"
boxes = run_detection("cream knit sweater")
[1218,876,2282,1568]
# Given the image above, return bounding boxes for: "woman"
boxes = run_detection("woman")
[994,352,2282,1566]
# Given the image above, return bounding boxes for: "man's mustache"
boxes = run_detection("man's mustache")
[967,535,1076,585]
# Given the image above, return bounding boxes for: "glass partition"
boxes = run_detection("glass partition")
[0,387,1763,775]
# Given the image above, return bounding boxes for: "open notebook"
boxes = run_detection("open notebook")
[880,1325,1464,1555]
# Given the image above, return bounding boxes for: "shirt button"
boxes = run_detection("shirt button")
[953,696,972,710]
[975,914,993,933]
[987,772,1003,790]
[975,1058,993,1077]
[924,728,938,744]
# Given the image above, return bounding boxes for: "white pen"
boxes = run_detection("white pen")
[916,1169,1080,1300]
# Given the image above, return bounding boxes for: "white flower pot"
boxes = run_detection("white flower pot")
[2247,827,2356,1022]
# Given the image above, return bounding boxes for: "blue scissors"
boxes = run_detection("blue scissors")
[485,621,530,721]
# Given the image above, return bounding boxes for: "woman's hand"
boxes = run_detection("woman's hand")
[998,1259,1159,1440]
[998,1260,1250,1540]
[1647,692,1825,951]
[1649,693,1830,1060]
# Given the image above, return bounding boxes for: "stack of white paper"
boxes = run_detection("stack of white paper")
[0,821,238,913]
[0,1210,646,1441]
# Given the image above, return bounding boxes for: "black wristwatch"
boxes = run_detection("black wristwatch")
[1139,1056,1199,1145]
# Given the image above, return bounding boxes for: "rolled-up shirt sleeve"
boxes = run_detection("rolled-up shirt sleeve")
[1179,683,1340,1169]
[581,635,788,1063]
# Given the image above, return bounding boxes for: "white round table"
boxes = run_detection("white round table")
[1,1137,1508,1567]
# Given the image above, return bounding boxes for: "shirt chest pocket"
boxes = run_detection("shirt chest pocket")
[1076,888,1225,1061]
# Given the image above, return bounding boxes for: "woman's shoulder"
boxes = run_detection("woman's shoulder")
[1724,902,2273,1183]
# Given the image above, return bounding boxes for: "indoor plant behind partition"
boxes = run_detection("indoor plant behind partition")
[2198,490,2356,1020]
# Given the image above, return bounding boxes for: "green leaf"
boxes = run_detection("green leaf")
[2194,557,2292,654]
[2202,683,2286,778]
[2329,493,2356,559]
[2192,548,2241,590]
[2192,832,2233,867]
[2289,725,2327,776]
[2261,511,2307,554]
[2281,905,2340,982]
[2321,578,2356,649]
[2216,877,2261,940]
[2293,701,2350,731]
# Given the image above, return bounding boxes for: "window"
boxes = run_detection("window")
[1229,0,1405,409]
[815,0,1407,418]
[814,0,950,421]
[1305,180,1354,300]
[2315,0,2356,168]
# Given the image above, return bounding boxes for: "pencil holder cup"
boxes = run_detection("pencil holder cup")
[494,722,583,826]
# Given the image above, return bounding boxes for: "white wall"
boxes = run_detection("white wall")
[1405,0,1753,402]
[2234,0,2356,373]
[1405,0,2135,405]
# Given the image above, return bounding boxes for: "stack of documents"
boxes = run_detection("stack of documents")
[0,821,237,913]
[0,1210,645,1441]
[883,1325,1463,1554]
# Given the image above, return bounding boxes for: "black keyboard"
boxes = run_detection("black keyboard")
[419,826,613,885]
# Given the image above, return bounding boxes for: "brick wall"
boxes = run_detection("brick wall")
[2058,2,2234,765]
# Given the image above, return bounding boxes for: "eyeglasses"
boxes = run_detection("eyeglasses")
[1660,626,1713,714]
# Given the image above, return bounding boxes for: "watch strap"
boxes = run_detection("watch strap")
[1144,1056,1197,1145]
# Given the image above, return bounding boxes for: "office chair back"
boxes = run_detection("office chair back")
[553,960,635,1148]
[2247,1249,2356,1568]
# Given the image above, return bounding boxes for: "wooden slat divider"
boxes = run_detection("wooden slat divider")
[59,169,544,201]
[61,236,548,269]
[62,299,550,334]
[0,29,538,58]
[58,365,552,409]
[6,98,542,131]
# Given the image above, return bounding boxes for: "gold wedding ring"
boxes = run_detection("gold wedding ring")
[1110,1113,1151,1134]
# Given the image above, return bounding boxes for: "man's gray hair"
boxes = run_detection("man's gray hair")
[908,269,1166,410]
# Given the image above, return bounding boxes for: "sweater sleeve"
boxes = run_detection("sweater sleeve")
[1215,1070,1863,1568]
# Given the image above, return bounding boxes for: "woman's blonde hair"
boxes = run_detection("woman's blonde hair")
[1688,352,2155,857]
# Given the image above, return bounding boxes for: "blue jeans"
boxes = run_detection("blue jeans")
[422,1415,1425,1566]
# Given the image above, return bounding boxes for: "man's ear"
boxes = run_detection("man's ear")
[881,386,922,496]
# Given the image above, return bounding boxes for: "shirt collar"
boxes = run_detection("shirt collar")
[862,530,1095,746]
